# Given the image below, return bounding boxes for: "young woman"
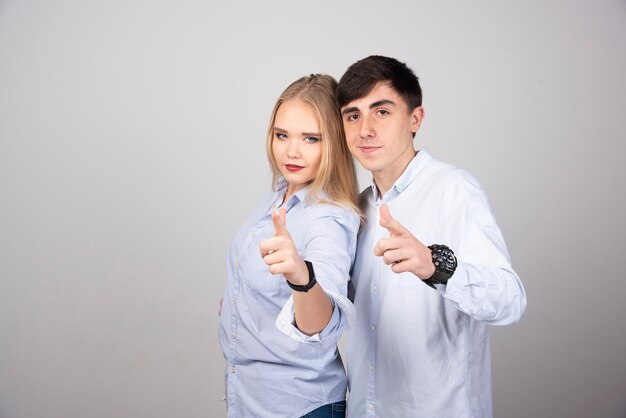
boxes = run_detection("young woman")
[218,74,360,418]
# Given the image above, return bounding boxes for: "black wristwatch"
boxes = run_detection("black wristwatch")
[286,260,317,292]
[423,244,457,289]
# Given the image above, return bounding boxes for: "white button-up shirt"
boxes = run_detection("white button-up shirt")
[346,149,527,418]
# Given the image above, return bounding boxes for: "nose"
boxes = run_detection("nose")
[287,138,300,158]
[359,115,375,139]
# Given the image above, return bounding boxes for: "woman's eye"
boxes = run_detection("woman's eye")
[304,136,320,143]
[275,132,287,140]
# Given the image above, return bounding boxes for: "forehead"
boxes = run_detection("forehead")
[342,82,405,111]
[274,99,320,130]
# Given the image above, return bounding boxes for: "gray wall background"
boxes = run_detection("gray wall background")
[1,0,625,417]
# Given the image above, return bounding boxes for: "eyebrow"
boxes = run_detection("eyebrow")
[370,99,395,108]
[341,106,359,116]
[274,127,321,137]
[341,99,396,116]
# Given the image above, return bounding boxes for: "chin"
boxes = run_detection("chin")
[357,158,380,172]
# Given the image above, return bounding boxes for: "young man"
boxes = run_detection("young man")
[337,56,527,418]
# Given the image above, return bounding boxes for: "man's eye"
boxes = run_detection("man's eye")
[346,114,359,122]
[304,136,320,143]
[275,132,287,140]
[377,109,389,116]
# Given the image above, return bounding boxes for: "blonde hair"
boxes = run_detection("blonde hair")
[266,74,360,214]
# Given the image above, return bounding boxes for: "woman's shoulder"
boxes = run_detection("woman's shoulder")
[303,199,360,229]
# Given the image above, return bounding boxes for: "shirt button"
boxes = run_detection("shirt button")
[230,333,236,340]
[251,232,256,238]
[231,367,236,374]
[372,284,377,291]
[234,263,240,270]
[338,280,345,286]
[371,325,376,332]
[367,403,374,411]
[369,363,374,371]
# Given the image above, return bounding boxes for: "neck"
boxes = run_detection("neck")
[373,148,417,197]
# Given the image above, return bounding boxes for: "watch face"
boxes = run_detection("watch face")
[431,245,457,274]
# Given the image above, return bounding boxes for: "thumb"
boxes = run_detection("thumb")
[272,207,288,237]
[379,204,408,237]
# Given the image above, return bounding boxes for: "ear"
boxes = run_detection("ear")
[410,106,425,135]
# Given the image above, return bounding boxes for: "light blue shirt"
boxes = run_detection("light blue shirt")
[346,149,527,418]
[219,179,359,418]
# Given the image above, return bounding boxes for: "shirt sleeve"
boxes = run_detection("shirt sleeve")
[275,206,358,344]
[439,173,527,325]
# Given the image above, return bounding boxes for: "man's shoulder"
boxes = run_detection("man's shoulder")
[418,154,480,190]
[423,153,460,176]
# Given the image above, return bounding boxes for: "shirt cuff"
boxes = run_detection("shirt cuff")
[275,289,354,343]
[441,262,484,317]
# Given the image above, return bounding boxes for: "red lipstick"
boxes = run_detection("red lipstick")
[285,164,304,172]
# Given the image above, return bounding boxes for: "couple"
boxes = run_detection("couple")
[218,56,527,418]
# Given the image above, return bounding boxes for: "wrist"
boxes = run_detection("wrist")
[285,259,309,286]
[418,261,436,281]
[286,260,317,292]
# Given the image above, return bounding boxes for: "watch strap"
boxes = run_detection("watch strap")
[286,260,317,292]
[423,271,450,288]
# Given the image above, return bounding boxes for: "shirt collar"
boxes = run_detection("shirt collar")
[274,177,314,210]
[370,148,433,201]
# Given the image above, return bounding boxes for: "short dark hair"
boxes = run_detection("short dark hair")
[337,55,422,111]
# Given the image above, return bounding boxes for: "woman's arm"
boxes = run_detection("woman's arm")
[259,208,333,335]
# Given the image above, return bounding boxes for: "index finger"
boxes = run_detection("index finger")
[379,204,410,237]
[272,208,288,237]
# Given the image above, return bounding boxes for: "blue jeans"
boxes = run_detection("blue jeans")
[301,400,346,418]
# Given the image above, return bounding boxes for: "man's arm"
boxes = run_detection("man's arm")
[373,175,527,325]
